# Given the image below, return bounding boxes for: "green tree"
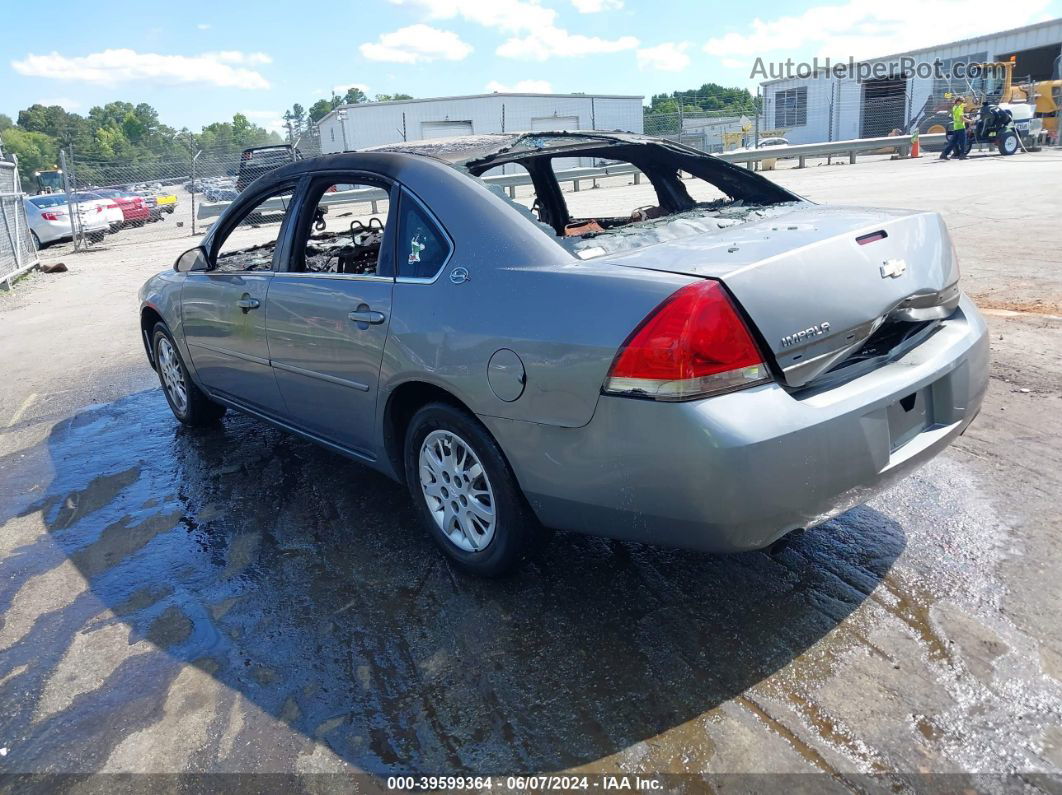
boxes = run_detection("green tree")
[374,93,414,102]
[342,87,367,105]
[0,127,60,185]
[308,99,334,123]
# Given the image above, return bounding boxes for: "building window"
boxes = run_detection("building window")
[774,87,807,128]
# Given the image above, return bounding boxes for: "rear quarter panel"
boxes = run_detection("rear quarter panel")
[376,156,696,429]
[382,262,694,428]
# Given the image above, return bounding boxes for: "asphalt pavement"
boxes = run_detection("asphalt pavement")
[0,149,1060,788]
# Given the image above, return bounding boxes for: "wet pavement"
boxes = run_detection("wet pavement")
[1,381,1060,785]
[1,153,1061,787]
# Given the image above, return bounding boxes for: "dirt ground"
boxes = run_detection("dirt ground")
[0,149,1060,788]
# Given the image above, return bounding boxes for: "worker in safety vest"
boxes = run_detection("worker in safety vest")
[940,98,970,161]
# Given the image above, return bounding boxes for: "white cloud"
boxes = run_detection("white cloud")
[636,42,690,72]
[196,23,211,30]
[485,79,554,93]
[571,0,623,11]
[497,29,638,59]
[11,49,270,89]
[207,50,272,64]
[703,0,1051,62]
[391,0,637,59]
[359,24,472,63]
[390,0,554,32]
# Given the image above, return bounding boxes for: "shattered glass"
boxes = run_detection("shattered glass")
[565,201,802,258]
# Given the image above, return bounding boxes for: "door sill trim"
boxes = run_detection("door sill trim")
[209,393,378,465]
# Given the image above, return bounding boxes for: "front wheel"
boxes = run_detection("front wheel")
[152,324,226,426]
[404,402,547,576]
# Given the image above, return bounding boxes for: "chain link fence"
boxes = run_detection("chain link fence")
[0,160,39,288]
[640,92,918,155]
[52,142,305,253]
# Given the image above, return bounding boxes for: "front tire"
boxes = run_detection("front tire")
[404,402,546,576]
[152,323,226,426]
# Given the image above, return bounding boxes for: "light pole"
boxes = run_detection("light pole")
[337,109,350,152]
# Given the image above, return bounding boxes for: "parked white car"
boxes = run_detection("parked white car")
[73,192,124,232]
[24,195,109,248]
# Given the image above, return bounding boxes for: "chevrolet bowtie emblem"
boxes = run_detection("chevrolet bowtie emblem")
[881,258,907,278]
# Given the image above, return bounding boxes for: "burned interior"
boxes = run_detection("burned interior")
[364,131,801,259]
[214,183,390,275]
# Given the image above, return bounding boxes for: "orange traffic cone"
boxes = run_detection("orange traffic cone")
[910,130,921,158]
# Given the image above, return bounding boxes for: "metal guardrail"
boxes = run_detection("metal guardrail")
[196,133,945,223]
[716,132,948,167]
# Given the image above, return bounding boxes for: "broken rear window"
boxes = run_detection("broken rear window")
[462,134,797,260]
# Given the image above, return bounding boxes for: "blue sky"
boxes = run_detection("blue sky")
[5,0,1061,133]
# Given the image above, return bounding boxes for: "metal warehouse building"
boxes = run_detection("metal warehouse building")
[317,92,644,154]
[760,19,1062,145]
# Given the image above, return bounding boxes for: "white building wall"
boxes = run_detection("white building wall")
[761,75,839,145]
[758,19,1062,144]
[318,93,644,155]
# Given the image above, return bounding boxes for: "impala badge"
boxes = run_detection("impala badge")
[781,321,831,348]
[881,258,907,278]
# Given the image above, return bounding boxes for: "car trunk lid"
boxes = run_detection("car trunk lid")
[602,204,960,387]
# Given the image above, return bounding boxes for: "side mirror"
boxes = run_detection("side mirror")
[175,246,209,273]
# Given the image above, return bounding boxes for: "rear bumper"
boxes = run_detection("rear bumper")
[482,295,989,553]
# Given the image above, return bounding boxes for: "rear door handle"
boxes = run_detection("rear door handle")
[348,309,386,325]
[236,296,260,311]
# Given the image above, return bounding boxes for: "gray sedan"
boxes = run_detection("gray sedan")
[139,132,988,576]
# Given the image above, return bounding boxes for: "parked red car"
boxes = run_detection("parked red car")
[94,189,151,225]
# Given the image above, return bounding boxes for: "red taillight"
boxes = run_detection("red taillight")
[604,281,770,401]
[106,202,118,209]
[41,211,63,221]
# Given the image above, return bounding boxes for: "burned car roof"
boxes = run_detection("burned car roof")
[361,130,685,169]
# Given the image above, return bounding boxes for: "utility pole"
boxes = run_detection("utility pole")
[191,137,202,236]
[59,149,81,251]
[754,86,761,148]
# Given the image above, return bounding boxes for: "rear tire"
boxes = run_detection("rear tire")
[152,323,226,426]
[31,231,42,250]
[404,402,547,577]
[998,131,1019,155]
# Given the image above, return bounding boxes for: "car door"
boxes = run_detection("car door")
[180,182,298,415]
[265,174,398,457]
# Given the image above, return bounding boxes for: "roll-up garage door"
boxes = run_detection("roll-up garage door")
[531,115,580,131]
[531,116,583,169]
[420,120,474,139]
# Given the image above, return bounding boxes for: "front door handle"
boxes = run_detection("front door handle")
[348,309,386,325]
[236,295,260,312]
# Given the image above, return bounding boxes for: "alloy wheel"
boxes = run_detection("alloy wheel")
[156,336,188,415]
[418,429,496,552]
